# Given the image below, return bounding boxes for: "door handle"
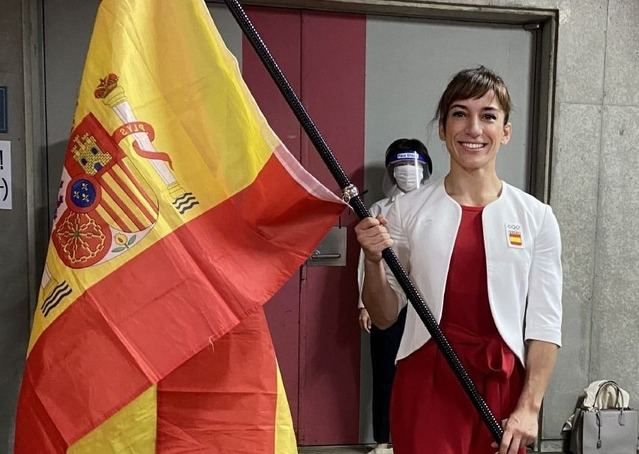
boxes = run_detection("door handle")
[306,226,346,266]
[310,251,342,260]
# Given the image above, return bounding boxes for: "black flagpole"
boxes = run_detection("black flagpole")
[221,0,504,443]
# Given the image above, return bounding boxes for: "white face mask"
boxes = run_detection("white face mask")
[393,165,424,192]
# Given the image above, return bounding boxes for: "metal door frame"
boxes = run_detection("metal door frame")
[23,1,49,319]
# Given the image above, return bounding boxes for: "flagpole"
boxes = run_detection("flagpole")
[221,0,504,443]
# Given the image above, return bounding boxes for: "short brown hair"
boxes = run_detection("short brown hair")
[435,66,512,129]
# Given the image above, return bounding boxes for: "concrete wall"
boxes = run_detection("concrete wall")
[525,0,638,448]
[1,0,638,451]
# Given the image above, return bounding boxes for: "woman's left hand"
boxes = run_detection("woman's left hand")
[491,407,538,454]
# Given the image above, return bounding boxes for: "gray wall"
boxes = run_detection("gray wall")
[532,0,639,448]
[1,0,639,452]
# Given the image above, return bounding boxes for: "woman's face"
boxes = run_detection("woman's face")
[439,90,511,174]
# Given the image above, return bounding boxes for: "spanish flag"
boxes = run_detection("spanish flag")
[15,1,344,452]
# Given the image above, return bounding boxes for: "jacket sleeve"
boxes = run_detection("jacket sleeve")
[382,198,411,313]
[525,204,563,346]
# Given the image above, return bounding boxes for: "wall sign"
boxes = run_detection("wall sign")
[0,87,7,133]
[0,140,11,210]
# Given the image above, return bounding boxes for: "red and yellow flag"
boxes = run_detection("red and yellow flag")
[15,1,344,452]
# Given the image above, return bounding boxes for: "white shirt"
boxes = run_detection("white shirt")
[384,178,562,365]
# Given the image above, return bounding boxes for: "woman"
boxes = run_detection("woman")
[355,66,562,454]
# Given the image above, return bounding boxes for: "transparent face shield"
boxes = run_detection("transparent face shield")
[382,151,431,196]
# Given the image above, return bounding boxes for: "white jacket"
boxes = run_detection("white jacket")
[385,178,562,365]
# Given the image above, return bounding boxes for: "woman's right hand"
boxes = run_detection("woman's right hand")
[354,215,393,263]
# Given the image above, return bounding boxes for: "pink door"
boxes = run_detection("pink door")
[242,7,365,445]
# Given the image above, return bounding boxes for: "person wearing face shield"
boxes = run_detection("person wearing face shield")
[357,138,432,454]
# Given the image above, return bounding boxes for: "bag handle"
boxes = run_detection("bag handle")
[593,380,625,410]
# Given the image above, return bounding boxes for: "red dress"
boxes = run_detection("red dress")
[390,205,526,454]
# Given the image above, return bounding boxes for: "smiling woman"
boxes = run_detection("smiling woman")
[354,66,563,454]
